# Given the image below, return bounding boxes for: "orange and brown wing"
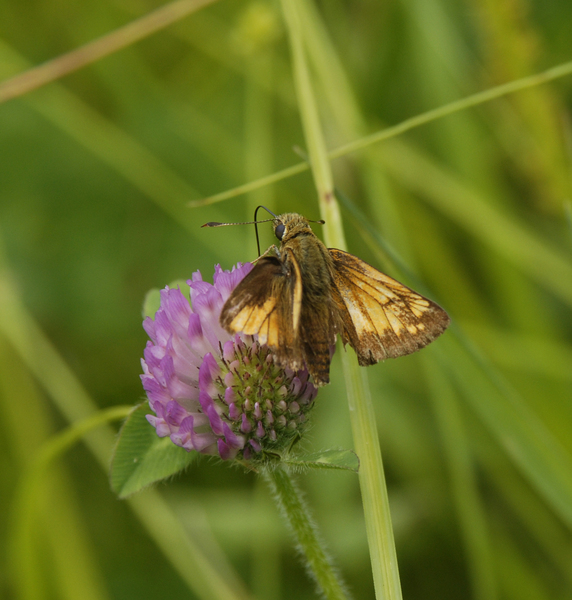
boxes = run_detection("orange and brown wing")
[329,248,450,365]
[220,255,304,369]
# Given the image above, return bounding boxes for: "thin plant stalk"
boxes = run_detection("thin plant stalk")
[9,407,132,600]
[0,0,219,104]
[192,58,572,208]
[280,0,403,597]
[263,466,350,600]
[423,356,497,600]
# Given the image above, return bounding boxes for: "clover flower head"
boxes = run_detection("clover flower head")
[141,263,318,461]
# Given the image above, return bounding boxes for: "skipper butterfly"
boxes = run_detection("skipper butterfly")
[204,211,450,386]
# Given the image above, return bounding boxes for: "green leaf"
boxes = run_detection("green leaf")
[110,403,198,498]
[142,288,161,319]
[283,449,359,472]
[142,280,190,319]
[167,279,191,293]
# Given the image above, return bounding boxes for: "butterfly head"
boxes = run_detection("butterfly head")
[202,208,324,257]
[272,213,319,244]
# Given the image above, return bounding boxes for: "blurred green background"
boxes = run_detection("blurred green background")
[1,0,572,598]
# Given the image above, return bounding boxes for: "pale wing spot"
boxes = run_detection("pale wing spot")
[288,249,303,333]
[230,297,276,335]
[386,312,405,334]
[409,305,426,318]
[353,276,397,302]
[244,298,276,333]
[348,301,380,336]
[230,307,255,332]
[261,297,277,312]
[358,286,413,339]
[257,317,270,345]
[345,304,368,333]
[407,296,431,316]
[240,311,262,334]
[345,264,432,325]
[267,313,280,347]
[363,300,393,338]
[407,324,418,334]
[339,274,397,339]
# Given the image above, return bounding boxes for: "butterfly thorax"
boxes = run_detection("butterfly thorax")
[275,213,334,303]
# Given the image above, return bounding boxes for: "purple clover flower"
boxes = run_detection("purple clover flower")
[141,263,318,461]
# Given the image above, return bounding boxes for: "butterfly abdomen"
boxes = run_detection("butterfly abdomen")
[283,237,341,386]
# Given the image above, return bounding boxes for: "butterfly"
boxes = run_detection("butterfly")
[206,211,450,386]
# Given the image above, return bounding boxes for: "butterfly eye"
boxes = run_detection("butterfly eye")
[275,223,286,240]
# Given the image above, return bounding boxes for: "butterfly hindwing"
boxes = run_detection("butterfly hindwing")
[329,248,450,365]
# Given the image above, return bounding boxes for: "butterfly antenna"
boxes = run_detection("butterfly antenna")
[202,205,279,256]
[202,206,323,256]
[253,206,278,256]
[201,219,274,228]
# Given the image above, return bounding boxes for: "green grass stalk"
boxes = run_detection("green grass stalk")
[280,0,403,597]
[0,0,219,104]
[423,357,497,600]
[193,58,572,207]
[8,407,132,600]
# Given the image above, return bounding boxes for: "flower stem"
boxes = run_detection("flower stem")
[263,466,349,600]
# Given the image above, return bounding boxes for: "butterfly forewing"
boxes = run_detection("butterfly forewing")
[220,255,304,370]
[329,248,450,365]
